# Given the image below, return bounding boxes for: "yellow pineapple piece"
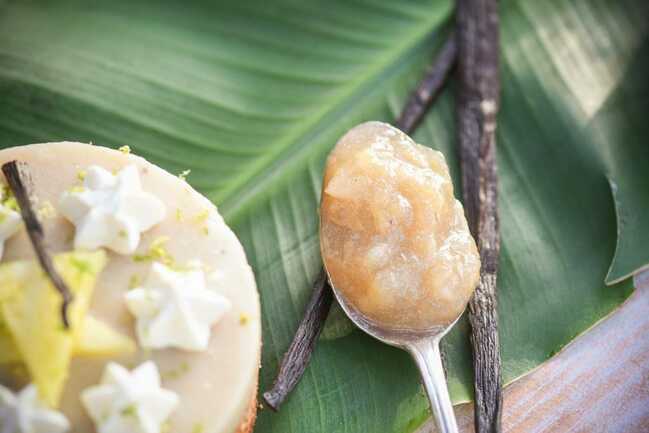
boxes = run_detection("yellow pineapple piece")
[0,251,106,407]
[0,319,20,364]
[0,260,27,302]
[1,315,135,364]
[74,316,135,357]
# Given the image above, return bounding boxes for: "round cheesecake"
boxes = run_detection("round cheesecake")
[0,142,261,433]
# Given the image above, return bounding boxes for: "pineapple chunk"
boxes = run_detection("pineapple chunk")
[74,316,135,357]
[0,261,27,302]
[0,251,106,407]
[0,320,19,364]
[0,315,135,364]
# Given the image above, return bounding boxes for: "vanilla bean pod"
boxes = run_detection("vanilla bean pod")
[262,271,332,411]
[396,32,457,133]
[456,0,502,432]
[2,161,74,329]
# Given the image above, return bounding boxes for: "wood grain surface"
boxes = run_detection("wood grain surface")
[419,270,649,433]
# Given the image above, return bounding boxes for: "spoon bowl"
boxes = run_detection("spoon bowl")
[325,272,460,346]
[323,264,462,433]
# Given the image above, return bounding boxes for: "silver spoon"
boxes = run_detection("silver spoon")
[321,238,461,433]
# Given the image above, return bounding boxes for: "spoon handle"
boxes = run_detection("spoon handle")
[408,338,459,433]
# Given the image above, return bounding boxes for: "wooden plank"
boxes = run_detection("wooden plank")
[419,270,649,433]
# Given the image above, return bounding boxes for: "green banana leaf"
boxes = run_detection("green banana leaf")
[0,0,647,432]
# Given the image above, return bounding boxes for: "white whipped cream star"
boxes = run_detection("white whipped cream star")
[124,262,231,351]
[81,362,178,433]
[0,384,69,433]
[59,165,166,254]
